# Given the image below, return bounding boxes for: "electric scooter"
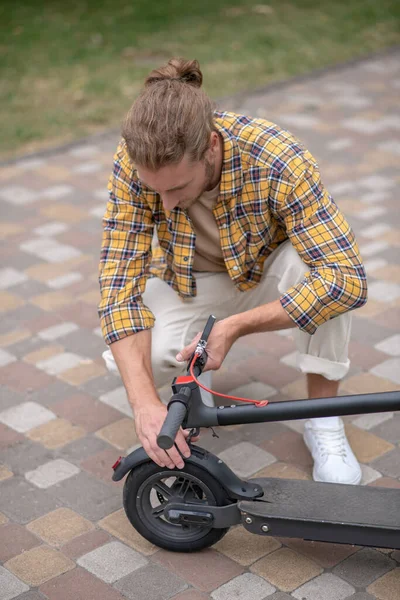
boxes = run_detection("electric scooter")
[112,316,400,552]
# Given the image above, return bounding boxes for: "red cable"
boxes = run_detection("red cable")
[189,355,269,407]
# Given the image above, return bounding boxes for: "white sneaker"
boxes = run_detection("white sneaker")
[303,419,362,485]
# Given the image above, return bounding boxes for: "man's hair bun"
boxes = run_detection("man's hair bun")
[145,58,202,88]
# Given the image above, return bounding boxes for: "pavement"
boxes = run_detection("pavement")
[0,50,400,600]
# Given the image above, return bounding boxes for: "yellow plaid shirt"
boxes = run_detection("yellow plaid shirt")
[99,111,367,344]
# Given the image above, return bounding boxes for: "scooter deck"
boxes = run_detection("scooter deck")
[239,478,400,549]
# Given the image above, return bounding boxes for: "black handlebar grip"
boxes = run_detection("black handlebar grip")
[157,387,191,450]
[201,315,216,343]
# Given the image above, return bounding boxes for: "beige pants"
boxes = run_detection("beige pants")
[103,240,351,389]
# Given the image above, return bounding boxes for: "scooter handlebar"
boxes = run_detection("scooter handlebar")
[157,387,191,450]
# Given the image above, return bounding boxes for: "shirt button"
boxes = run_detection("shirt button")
[233,265,239,271]
[183,256,189,262]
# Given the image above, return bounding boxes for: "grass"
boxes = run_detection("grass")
[1,0,399,160]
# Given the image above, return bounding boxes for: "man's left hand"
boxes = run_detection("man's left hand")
[176,319,237,371]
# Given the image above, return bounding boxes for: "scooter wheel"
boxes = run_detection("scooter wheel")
[123,460,231,552]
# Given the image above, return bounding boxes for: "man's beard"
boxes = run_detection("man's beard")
[179,157,215,210]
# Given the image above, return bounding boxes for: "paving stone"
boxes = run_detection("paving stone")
[0,465,14,480]
[26,418,86,449]
[352,412,394,431]
[292,573,355,600]
[33,221,69,236]
[211,572,275,600]
[25,458,80,488]
[25,379,76,408]
[55,434,110,463]
[375,333,400,356]
[366,567,400,599]
[0,566,29,600]
[0,362,54,392]
[115,563,187,599]
[218,442,276,478]
[333,548,396,587]
[0,328,31,348]
[5,545,75,586]
[13,592,49,600]
[0,524,41,562]
[371,447,400,478]
[77,540,147,583]
[171,592,210,600]
[40,565,126,600]
[53,393,121,432]
[341,373,398,395]
[345,424,395,463]
[260,430,313,468]
[371,358,400,385]
[95,417,138,451]
[0,185,39,205]
[0,477,65,524]
[370,415,400,444]
[99,386,132,417]
[21,237,81,263]
[23,344,65,366]
[250,547,323,592]
[214,527,281,566]
[369,477,400,489]
[36,352,85,375]
[254,461,311,480]
[59,360,106,385]
[153,548,244,592]
[48,471,121,521]
[27,507,94,546]
[98,509,158,555]
[0,402,56,433]
[59,329,105,360]
[81,448,123,484]
[360,464,382,485]
[280,538,359,568]
[0,423,25,449]
[0,268,29,289]
[61,529,111,559]
[227,381,277,401]
[38,322,79,341]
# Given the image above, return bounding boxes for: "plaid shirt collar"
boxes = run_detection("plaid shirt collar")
[215,118,244,200]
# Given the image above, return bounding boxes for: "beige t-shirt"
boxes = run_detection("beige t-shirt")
[187,184,227,272]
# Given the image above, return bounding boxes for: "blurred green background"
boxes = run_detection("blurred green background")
[1,0,399,160]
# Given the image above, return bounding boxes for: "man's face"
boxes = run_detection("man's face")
[137,151,216,212]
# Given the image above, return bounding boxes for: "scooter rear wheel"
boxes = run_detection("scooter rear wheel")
[123,461,231,552]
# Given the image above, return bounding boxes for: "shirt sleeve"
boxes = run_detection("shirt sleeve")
[271,157,368,335]
[98,144,155,345]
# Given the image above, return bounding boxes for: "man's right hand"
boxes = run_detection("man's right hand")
[134,403,191,469]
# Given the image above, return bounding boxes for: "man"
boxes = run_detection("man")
[99,58,368,484]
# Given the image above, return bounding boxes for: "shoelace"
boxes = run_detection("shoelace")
[313,427,347,458]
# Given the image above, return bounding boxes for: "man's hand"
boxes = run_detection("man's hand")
[134,402,193,469]
[176,319,237,372]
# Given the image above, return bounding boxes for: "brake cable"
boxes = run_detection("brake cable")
[189,354,268,407]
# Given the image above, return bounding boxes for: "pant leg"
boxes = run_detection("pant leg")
[246,240,351,381]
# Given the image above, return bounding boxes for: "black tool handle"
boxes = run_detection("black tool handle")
[157,387,191,449]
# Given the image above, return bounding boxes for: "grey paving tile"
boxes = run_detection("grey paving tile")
[12,592,48,600]
[77,541,147,583]
[55,434,110,464]
[0,477,63,523]
[79,372,121,396]
[333,547,396,587]
[292,573,355,600]
[11,280,51,299]
[0,387,25,412]
[60,329,105,360]
[27,380,76,407]
[48,471,121,521]
[0,565,29,600]
[351,318,393,346]
[370,415,400,444]
[114,563,187,600]
[1,440,54,475]
[371,448,400,479]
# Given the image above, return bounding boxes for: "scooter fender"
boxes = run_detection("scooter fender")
[112,444,263,501]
